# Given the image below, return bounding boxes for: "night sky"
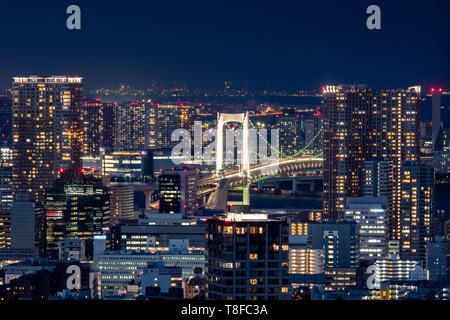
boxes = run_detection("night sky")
[0,0,449,90]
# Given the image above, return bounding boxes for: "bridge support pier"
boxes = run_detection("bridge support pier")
[309,181,315,192]
[292,179,297,193]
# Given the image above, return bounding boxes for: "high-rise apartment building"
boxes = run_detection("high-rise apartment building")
[12,76,83,203]
[157,104,182,149]
[323,85,421,241]
[82,98,115,157]
[345,197,388,262]
[109,184,134,225]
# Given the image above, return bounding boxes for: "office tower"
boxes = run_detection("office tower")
[399,162,434,264]
[12,76,83,203]
[115,101,157,151]
[43,169,110,259]
[100,150,152,180]
[109,184,134,225]
[427,237,449,281]
[277,109,300,157]
[308,221,359,268]
[156,104,182,149]
[374,255,427,283]
[345,197,388,262]
[159,167,197,216]
[323,85,421,232]
[82,98,115,157]
[205,213,290,300]
[432,88,443,144]
[10,194,35,251]
[93,235,107,262]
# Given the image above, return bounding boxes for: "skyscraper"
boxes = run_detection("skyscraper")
[323,85,421,242]
[12,76,83,203]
